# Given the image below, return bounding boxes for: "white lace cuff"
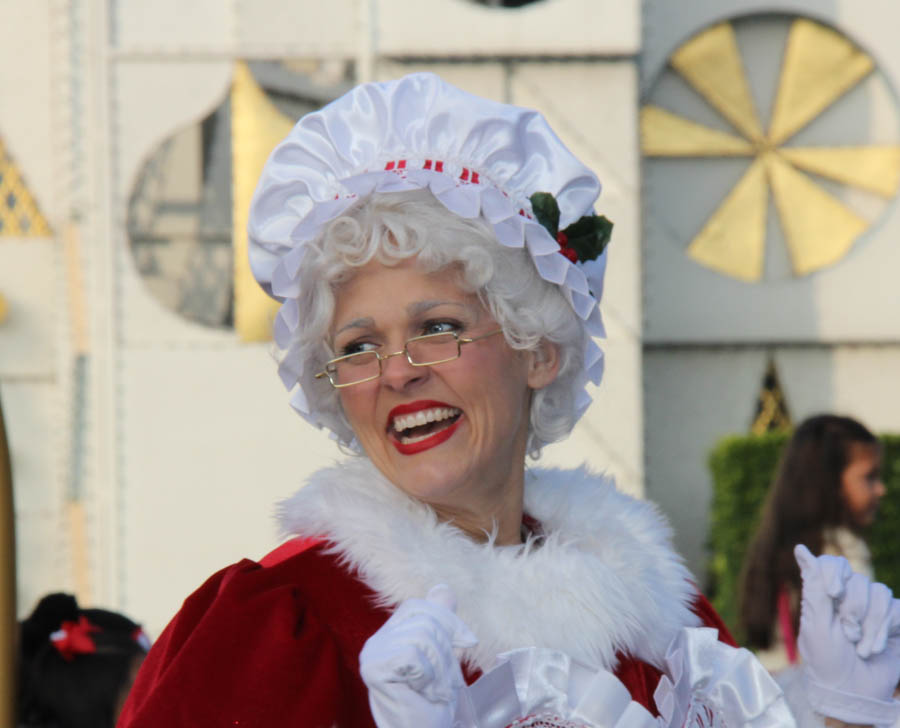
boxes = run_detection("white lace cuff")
[454,647,658,728]
[654,627,796,728]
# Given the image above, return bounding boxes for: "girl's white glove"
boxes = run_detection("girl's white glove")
[795,544,900,727]
[359,584,478,728]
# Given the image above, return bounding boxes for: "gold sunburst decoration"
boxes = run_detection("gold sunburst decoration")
[642,18,900,282]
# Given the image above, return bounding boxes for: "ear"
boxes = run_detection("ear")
[527,340,560,390]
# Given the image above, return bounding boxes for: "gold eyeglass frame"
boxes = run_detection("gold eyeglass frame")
[315,329,503,388]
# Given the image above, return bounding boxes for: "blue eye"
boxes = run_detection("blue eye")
[422,320,461,336]
[340,340,379,356]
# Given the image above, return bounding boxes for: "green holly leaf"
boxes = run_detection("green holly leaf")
[530,191,613,264]
[529,192,560,237]
[564,215,613,263]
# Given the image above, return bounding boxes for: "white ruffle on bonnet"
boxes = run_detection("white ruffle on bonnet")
[247,72,608,434]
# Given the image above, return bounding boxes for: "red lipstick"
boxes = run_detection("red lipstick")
[392,419,462,455]
[387,400,455,420]
[387,400,462,455]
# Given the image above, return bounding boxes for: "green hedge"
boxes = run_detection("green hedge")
[707,433,900,641]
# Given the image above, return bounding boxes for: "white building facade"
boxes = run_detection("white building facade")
[1,0,897,637]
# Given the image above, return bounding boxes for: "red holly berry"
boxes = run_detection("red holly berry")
[556,231,569,248]
[561,246,578,263]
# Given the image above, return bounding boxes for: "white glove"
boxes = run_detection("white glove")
[359,584,478,728]
[795,544,900,727]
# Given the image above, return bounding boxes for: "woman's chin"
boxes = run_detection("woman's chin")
[388,460,469,504]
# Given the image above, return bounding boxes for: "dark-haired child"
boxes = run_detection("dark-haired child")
[18,592,150,728]
[739,414,886,671]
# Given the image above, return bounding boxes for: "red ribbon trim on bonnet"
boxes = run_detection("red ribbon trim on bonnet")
[49,615,101,661]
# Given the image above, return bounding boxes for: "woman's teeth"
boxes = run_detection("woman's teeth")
[392,407,461,435]
[397,429,445,445]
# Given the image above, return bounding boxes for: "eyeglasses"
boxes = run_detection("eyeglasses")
[315,329,503,388]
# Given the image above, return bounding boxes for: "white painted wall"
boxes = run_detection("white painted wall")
[1,0,645,638]
[0,0,71,617]
[8,0,900,639]
[377,0,639,56]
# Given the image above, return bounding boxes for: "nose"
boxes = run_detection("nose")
[380,349,428,391]
[875,480,887,498]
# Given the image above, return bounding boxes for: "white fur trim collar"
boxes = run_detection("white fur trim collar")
[278,458,700,673]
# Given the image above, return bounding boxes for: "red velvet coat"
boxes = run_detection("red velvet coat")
[119,541,734,728]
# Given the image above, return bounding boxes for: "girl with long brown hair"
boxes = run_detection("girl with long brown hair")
[739,414,886,670]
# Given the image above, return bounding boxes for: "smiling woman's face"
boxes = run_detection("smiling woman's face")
[331,257,556,512]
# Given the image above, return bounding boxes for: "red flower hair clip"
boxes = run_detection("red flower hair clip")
[49,615,101,661]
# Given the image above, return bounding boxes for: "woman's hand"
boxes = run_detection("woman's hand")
[359,584,478,728]
[795,544,900,727]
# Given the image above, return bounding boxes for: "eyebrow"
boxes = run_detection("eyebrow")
[405,300,471,317]
[333,300,474,336]
[334,316,375,336]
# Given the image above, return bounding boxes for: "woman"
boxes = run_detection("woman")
[740,414,887,672]
[119,73,899,728]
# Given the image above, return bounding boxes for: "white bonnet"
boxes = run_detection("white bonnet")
[247,72,608,433]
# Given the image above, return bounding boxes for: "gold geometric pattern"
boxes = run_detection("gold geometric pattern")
[768,19,874,146]
[642,17,900,281]
[0,137,51,236]
[231,61,293,343]
[751,358,792,435]
[641,106,754,157]
[765,153,867,276]
[779,145,900,198]
[686,157,768,281]
[669,22,764,143]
